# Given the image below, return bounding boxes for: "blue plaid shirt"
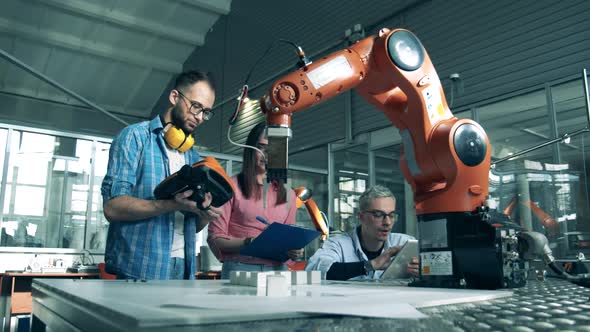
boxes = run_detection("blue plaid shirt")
[101,116,201,280]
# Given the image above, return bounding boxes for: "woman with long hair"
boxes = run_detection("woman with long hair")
[207,122,303,278]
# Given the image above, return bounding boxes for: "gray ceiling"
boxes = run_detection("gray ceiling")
[1,0,588,172]
[0,0,231,137]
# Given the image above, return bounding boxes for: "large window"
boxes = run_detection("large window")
[373,144,406,233]
[0,129,101,250]
[332,144,368,233]
[482,75,590,259]
[87,142,110,250]
[479,90,551,163]
[0,127,316,253]
[291,169,328,258]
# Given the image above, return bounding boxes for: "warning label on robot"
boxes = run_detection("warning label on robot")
[421,86,447,126]
[420,251,452,276]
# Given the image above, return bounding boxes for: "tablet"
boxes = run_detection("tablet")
[380,239,419,280]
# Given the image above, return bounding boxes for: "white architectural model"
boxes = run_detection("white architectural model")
[229,270,322,297]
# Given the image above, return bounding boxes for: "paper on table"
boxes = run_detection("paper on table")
[296,296,427,319]
[34,279,511,327]
[322,281,512,308]
[162,293,427,319]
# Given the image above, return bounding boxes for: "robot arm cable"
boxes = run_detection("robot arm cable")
[227,39,309,158]
[518,231,590,283]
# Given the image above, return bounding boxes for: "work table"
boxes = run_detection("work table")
[29,278,590,331]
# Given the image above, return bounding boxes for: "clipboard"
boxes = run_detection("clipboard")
[240,223,322,262]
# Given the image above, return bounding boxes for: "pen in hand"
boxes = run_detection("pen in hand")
[244,216,269,248]
[256,216,270,225]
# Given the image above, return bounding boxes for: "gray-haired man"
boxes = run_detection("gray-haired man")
[306,185,419,280]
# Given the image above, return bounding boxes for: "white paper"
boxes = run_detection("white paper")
[161,293,427,319]
[33,279,512,327]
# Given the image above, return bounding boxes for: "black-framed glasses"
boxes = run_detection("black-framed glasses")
[363,210,398,222]
[176,90,213,121]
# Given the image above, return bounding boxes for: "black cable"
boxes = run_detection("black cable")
[547,261,590,288]
[548,261,565,276]
[518,231,590,286]
[548,261,590,281]
[82,249,96,265]
[244,39,304,86]
[228,38,307,126]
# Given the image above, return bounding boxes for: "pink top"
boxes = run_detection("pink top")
[207,176,297,266]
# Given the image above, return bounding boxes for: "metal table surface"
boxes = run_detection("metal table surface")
[31,278,590,331]
[184,279,590,332]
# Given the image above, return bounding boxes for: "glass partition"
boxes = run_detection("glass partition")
[1,131,54,247]
[229,161,242,177]
[0,129,7,188]
[289,145,329,229]
[0,131,96,249]
[373,144,406,233]
[478,90,551,162]
[483,76,590,259]
[0,125,328,253]
[87,141,110,250]
[332,144,368,234]
[51,137,93,249]
[550,77,590,258]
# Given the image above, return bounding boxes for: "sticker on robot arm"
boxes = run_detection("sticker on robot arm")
[420,251,453,276]
[421,86,449,126]
[306,55,354,89]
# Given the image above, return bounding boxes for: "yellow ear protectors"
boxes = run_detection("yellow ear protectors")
[162,122,194,153]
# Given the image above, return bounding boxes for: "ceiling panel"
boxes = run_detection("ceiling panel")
[0,0,232,135]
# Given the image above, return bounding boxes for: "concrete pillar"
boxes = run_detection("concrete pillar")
[516,174,533,231]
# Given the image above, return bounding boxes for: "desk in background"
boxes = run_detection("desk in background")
[1,272,99,332]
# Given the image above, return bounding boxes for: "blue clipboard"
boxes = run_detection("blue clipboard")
[240,223,322,262]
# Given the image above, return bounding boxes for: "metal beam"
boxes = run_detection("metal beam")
[327,143,334,230]
[545,83,561,162]
[0,17,183,74]
[0,48,129,126]
[0,128,12,226]
[492,127,589,166]
[0,87,150,119]
[178,0,231,15]
[520,128,581,151]
[0,86,77,106]
[38,0,206,46]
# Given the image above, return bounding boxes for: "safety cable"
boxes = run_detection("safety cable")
[227,38,310,162]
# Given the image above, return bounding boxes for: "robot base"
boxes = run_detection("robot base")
[409,208,528,290]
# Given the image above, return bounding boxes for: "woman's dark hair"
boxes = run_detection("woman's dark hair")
[238,122,287,204]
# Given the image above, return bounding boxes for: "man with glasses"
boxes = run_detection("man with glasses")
[101,70,223,280]
[306,185,418,280]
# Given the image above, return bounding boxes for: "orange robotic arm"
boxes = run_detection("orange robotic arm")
[504,197,559,237]
[526,200,559,237]
[261,28,491,215]
[294,187,329,240]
